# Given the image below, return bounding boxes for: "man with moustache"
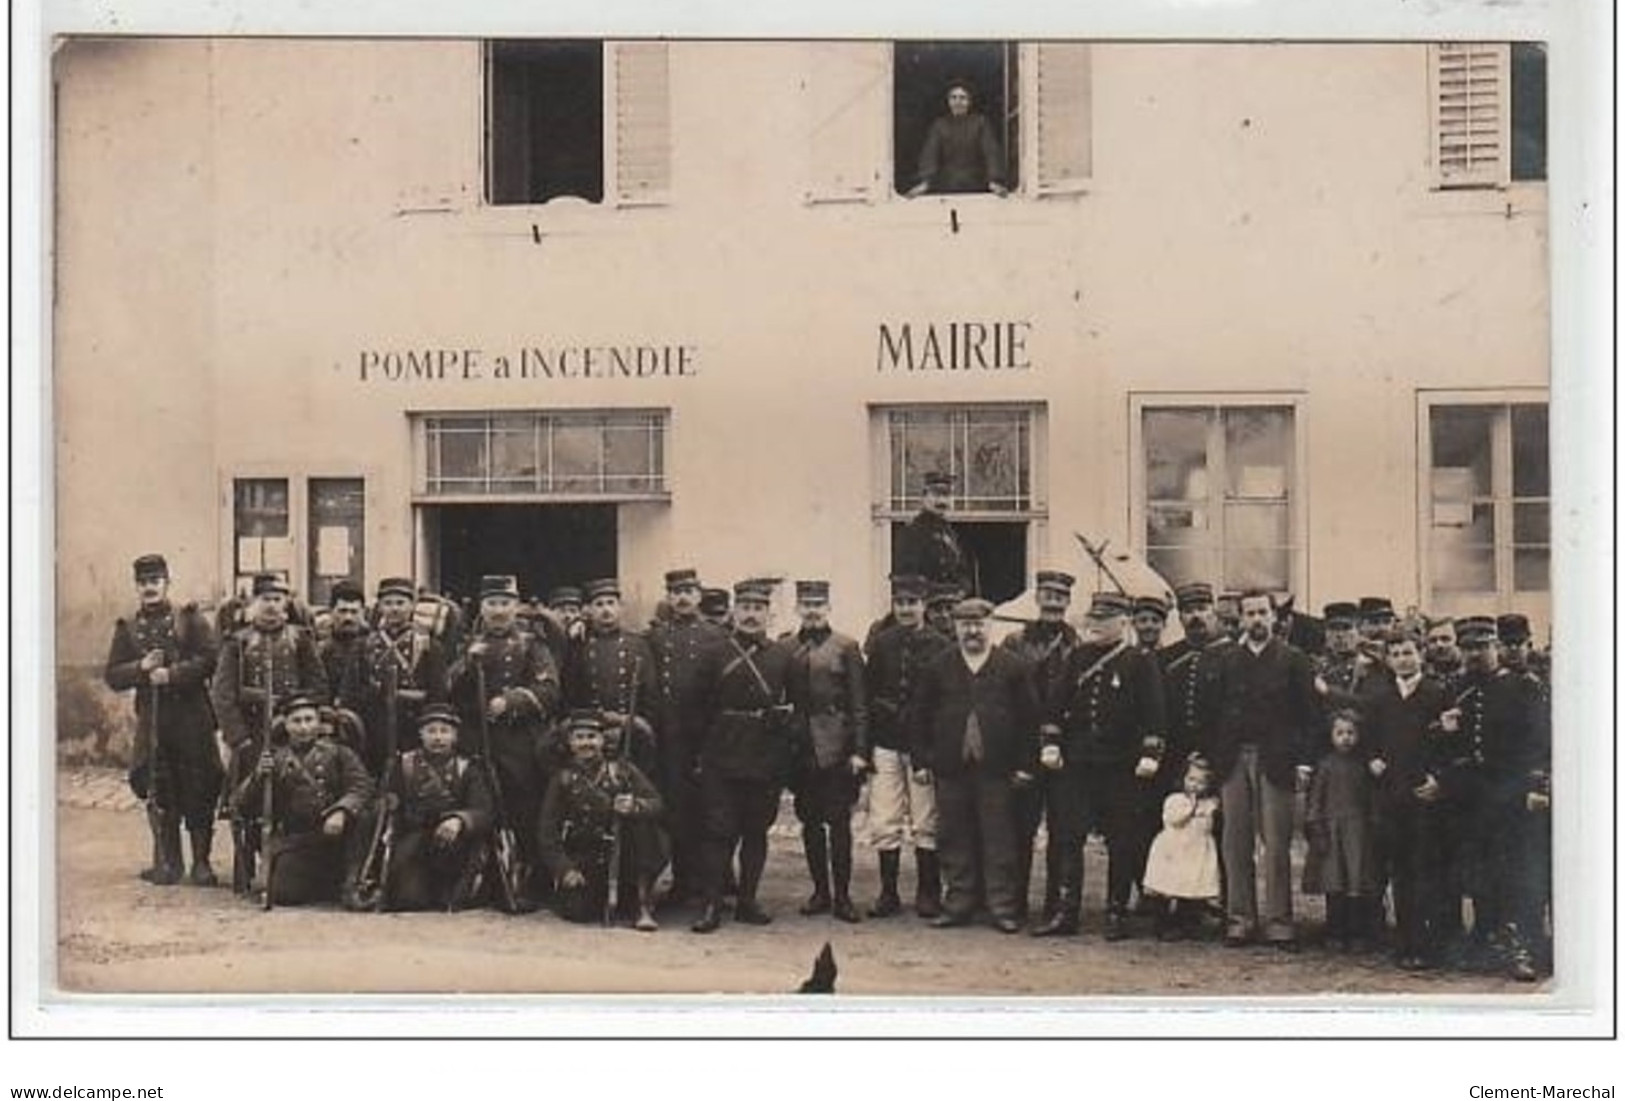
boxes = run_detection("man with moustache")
[909,598,1041,933]
[355,576,449,777]
[105,554,222,886]
[563,578,660,778]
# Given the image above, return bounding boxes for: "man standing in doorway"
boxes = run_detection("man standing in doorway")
[895,470,975,594]
[1206,589,1318,949]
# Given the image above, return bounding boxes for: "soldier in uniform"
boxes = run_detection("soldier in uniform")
[448,574,562,911]
[1160,582,1224,762]
[370,704,492,912]
[863,574,951,919]
[645,568,727,907]
[539,710,667,931]
[689,581,796,933]
[1423,616,1466,690]
[1315,602,1375,695]
[211,573,329,894]
[105,553,222,886]
[315,580,372,759]
[894,471,975,593]
[1035,592,1167,939]
[230,695,374,907]
[996,570,1080,924]
[784,580,870,923]
[699,587,732,629]
[547,586,585,636]
[1441,615,1547,981]
[563,578,660,777]
[1131,594,1170,653]
[355,576,449,777]
[924,582,964,641]
[909,598,1041,933]
[1358,596,1398,640]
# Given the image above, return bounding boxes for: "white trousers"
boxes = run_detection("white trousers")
[868,746,938,852]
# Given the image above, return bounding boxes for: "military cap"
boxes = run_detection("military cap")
[733,579,774,603]
[922,470,955,493]
[889,573,928,599]
[280,694,321,717]
[417,703,461,730]
[950,597,995,620]
[664,568,701,591]
[1322,601,1359,628]
[132,553,169,580]
[699,588,731,615]
[1173,581,1214,609]
[1034,570,1076,594]
[795,579,831,602]
[329,579,365,606]
[1456,615,1498,645]
[1496,614,1532,645]
[377,576,416,600]
[1087,591,1134,618]
[1358,596,1396,622]
[1423,615,1456,632]
[252,572,291,597]
[1133,594,1170,619]
[479,574,520,599]
[583,578,622,602]
[565,709,604,733]
[927,582,965,607]
[546,585,582,608]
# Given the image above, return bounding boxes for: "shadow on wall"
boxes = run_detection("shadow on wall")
[57,665,134,768]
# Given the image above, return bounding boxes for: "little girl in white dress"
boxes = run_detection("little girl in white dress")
[1142,756,1221,940]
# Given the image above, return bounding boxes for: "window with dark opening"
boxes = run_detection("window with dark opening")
[487,40,604,205]
[1510,42,1546,182]
[893,41,1019,197]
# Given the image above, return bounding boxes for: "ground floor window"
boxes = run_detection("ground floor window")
[419,410,668,498]
[231,475,364,602]
[876,403,1043,605]
[1135,397,1303,595]
[1422,394,1548,607]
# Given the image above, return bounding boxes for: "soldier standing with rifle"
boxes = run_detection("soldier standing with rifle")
[104,554,222,887]
[358,577,449,777]
[563,578,660,778]
[785,580,870,924]
[645,568,727,907]
[211,573,329,896]
[449,574,561,912]
[689,580,796,933]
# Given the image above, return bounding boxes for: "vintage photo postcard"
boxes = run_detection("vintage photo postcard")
[13,0,1613,1043]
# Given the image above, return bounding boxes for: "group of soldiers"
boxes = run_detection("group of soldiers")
[105,513,1552,978]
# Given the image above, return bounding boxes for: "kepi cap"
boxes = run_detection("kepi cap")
[479,574,520,600]
[1034,570,1076,595]
[1322,601,1359,628]
[664,568,701,591]
[1173,581,1214,609]
[416,704,462,731]
[1496,614,1531,644]
[377,576,416,600]
[252,572,291,597]
[795,580,831,602]
[1087,591,1133,618]
[583,578,622,602]
[132,554,169,580]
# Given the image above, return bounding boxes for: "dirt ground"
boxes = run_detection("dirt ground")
[52,767,1536,998]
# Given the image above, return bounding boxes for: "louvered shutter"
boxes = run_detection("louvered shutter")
[613,41,671,205]
[392,41,479,212]
[1432,43,1509,189]
[1034,43,1092,195]
[803,41,887,203]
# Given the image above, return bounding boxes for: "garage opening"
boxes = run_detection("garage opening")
[421,503,617,606]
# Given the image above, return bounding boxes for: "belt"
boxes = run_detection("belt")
[721,708,770,718]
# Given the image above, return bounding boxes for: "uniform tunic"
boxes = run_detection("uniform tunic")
[104,600,222,830]
[537,759,666,922]
[212,623,330,806]
[382,748,492,911]
[231,737,373,905]
[645,613,727,891]
[893,509,973,591]
[998,620,1079,913]
[356,625,449,775]
[864,621,952,852]
[563,626,660,773]
[786,625,869,825]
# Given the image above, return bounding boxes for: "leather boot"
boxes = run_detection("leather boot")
[1503,923,1539,983]
[150,810,183,886]
[187,826,219,887]
[800,825,832,915]
[914,849,943,919]
[871,849,902,918]
[830,823,860,923]
[690,899,722,934]
[1031,886,1079,936]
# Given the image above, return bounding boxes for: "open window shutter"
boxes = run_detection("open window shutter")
[1432,43,1509,189]
[803,42,886,203]
[1034,43,1092,195]
[613,42,671,205]
[391,42,480,212]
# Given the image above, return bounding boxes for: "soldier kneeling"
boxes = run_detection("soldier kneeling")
[231,695,374,908]
[365,704,494,912]
[538,710,667,931]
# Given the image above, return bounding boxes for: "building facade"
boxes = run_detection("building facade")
[53,38,1549,665]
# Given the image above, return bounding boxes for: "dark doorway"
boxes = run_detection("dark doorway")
[428,504,617,605]
[890,519,1028,605]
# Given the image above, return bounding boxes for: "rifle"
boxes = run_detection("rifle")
[474,655,526,913]
[259,669,277,912]
[352,654,400,911]
[603,656,641,926]
[1074,533,1129,596]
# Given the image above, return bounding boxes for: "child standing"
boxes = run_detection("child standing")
[1304,709,1381,951]
[1142,756,1221,940]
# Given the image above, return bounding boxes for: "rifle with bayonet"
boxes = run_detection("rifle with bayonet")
[473,655,526,913]
[259,671,277,911]
[352,653,400,911]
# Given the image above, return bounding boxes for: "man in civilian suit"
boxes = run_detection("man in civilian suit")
[909,598,1041,933]
[1205,589,1319,949]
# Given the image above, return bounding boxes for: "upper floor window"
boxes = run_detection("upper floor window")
[485,40,670,207]
[893,42,1020,197]
[1431,41,1546,189]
